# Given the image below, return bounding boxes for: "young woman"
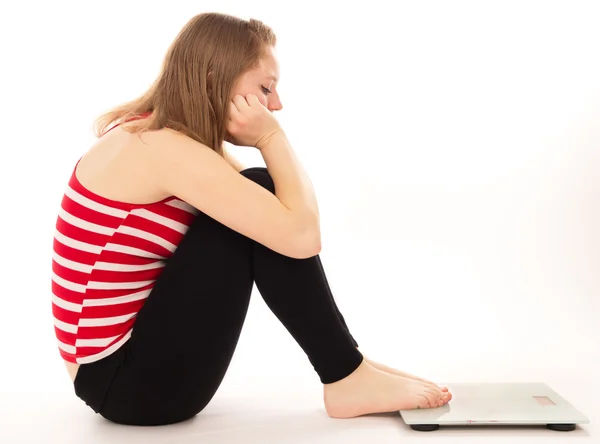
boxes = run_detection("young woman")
[51,12,452,426]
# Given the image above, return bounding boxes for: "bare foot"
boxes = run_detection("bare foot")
[324,360,452,419]
[364,357,450,393]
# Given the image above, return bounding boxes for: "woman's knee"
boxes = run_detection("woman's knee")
[240,167,274,194]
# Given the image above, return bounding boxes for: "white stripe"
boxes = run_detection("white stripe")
[87,279,154,290]
[117,225,177,252]
[76,330,132,364]
[52,293,83,312]
[52,272,86,293]
[79,312,136,327]
[103,243,165,259]
[58,208,115,235]
[57,339,76,355]
[167,199,198,214]
[54,230,102,254]
[53,252,93,274]
[83,289,151,306]
[94,260,164,272]
[64,185,129,218]
[76,334,121,348]
[54,317,78,334]
[130,208,189,234]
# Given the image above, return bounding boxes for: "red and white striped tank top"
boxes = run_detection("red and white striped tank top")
[51,117,198,364]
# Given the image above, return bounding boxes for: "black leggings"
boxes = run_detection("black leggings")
[73,167,363,426]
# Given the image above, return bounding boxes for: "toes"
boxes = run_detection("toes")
[416,394,430,409]
[441,392,452,405]
[423,381,449,394]
[434,384,449,393]
[422,390,440,408]
[415,381,451,409]
[425,385,444,397]
[425,388,448,407]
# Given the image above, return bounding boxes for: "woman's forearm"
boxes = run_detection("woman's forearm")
[259,132,321,248]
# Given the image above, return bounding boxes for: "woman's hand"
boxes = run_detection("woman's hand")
[225,94,281,149]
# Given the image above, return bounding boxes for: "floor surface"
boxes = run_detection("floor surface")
[1,380,596,444]
[3,240,598,443]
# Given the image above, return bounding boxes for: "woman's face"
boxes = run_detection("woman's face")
[230,46,283,112]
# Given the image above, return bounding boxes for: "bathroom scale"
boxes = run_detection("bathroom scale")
[399,383,589,432]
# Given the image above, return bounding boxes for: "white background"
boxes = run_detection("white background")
[0,0,598,442]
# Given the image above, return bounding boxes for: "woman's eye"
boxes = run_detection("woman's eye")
[261,86,272,94]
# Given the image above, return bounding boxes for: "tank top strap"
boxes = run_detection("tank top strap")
[101,111,152,136]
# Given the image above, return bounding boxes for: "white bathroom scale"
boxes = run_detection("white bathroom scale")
[399,383,589,432]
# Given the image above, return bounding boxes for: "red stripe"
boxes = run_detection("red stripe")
[52,281,84,305]
[125,213,186,245]
[53,304,81,326]
[76,333,129,355]
[142,204,197,226]
[109,232,172,258]
[56,217,111,248]
[90,267,162,284]
[53,238,97,265]
[96,250,165,266]
[54,327,76,345]
[165,206,198,224]
[83,284,153,300]
[76,318,137,340]
[52,259,89,286]
[59,349,77,362]
[61,193,123,227]
[81,299,146,319]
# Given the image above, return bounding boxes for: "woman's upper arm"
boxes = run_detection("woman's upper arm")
[223,146,247,173]
[145,130,319,259]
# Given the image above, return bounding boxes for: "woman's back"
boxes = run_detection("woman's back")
[53,121,200,367]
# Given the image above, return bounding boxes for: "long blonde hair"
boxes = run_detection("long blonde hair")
[93,12,276,157]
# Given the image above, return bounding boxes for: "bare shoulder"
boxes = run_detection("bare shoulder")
[142,128,245,172]
[142,127,218,162]
[140,126,197,150]
[142,127,223,176]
